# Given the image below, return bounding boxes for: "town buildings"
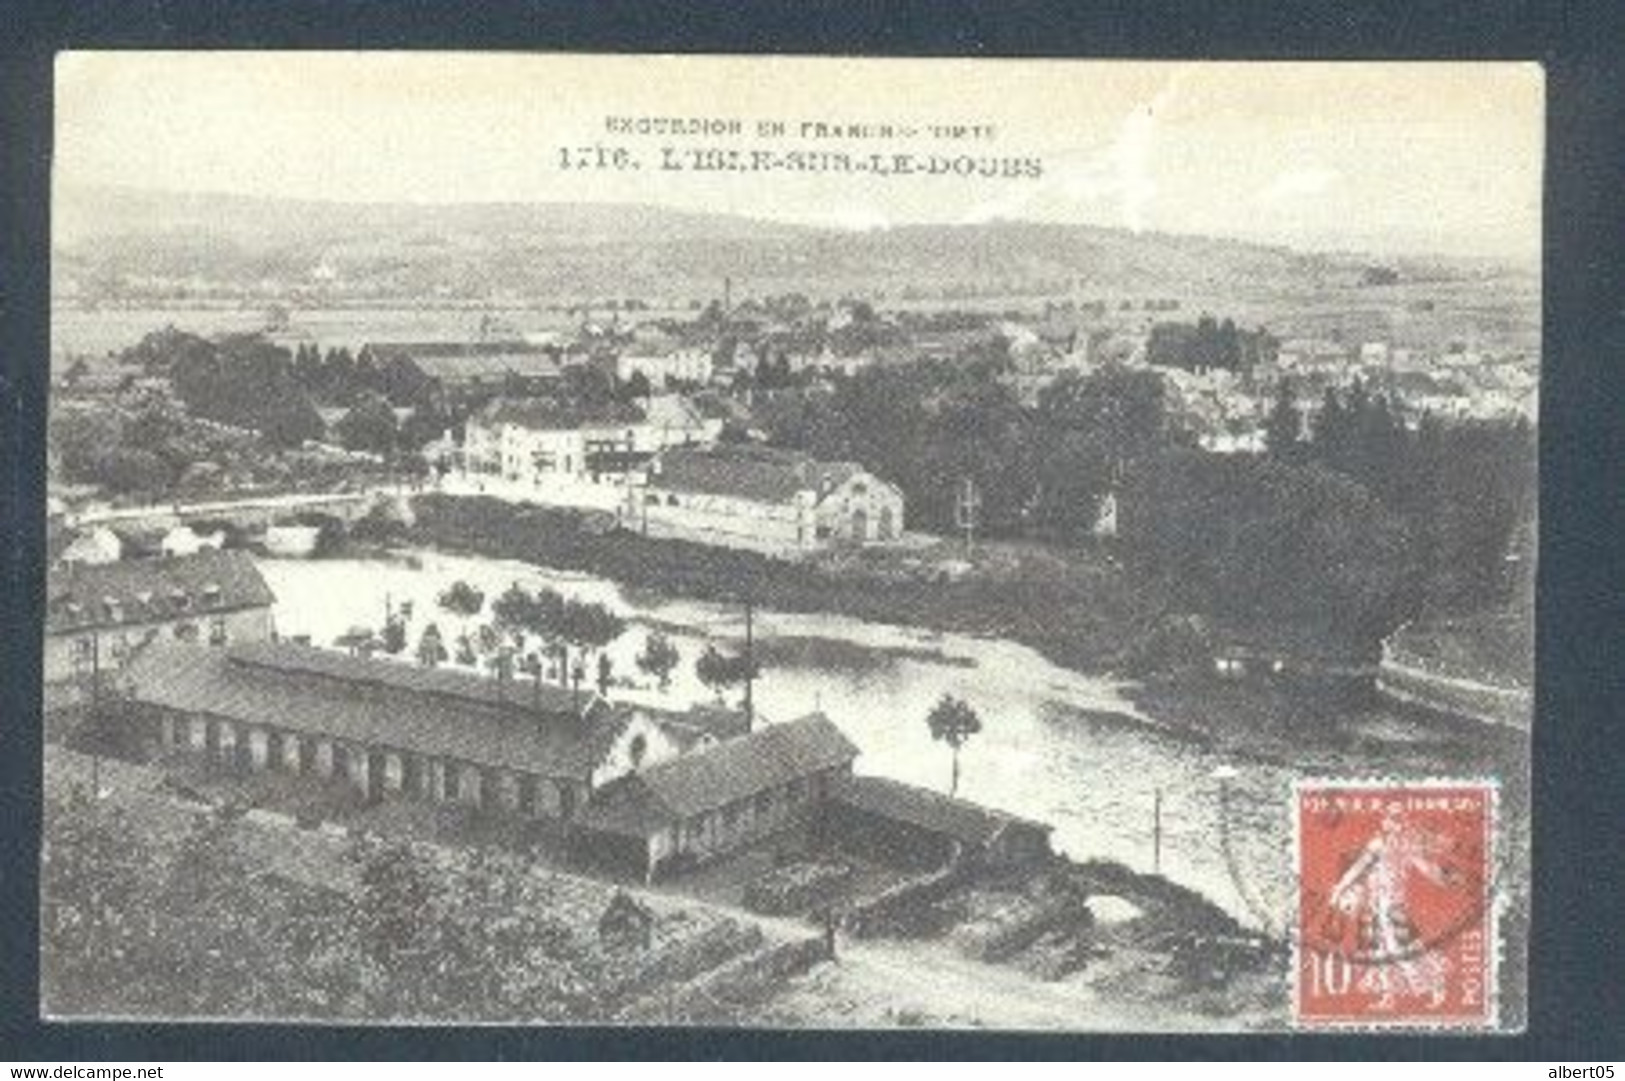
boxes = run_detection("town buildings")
[114,640,873,882]
[623,444,906,557]
[457,395,717,509]
[44,548,275,684]
[615,344,714,389]
[368,341,563,409]
[57,525,123,566]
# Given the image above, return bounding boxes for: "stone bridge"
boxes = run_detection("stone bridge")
[69,490,391,534]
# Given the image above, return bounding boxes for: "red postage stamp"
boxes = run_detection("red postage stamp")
[1293,779,1498,1028]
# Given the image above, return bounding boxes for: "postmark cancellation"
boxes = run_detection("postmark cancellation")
[1293,779,1500,1029]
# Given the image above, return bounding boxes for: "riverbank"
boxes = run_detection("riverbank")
[403,493,1175,675]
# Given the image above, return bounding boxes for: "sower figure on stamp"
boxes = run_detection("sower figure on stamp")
[1329,810,1455,1010]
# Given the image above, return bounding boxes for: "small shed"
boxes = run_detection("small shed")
[825,775,1053,872]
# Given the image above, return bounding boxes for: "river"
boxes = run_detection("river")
[258,548,1527,930]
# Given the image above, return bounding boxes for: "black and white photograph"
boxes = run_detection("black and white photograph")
[39,53,1540,1031]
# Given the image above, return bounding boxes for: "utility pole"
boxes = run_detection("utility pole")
[743,597,755,732]
[954,477,981,557]
[90,631,101,800]
[1152,787,1163,875]
[89,633,99,793]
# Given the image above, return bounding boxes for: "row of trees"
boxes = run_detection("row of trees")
[333,390,456,456]
[164,332,326,446]
[767,357,1176,541]
[50,386,375,499]
[291,343,428,410]
[1266,378,1535,616]
[766,357,1428,646]
[340,580,760,708]
[1146,315,1279,374]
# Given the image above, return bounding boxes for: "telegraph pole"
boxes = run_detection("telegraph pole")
[743,597,755,732]
[1152,787,1163,875]
[954,477,981,557]
[90,631,102,800]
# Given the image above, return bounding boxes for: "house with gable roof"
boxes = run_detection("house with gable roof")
[623,444,905,557]
[118,639,698,820]
[577,712,859,880]
[45,548,275,683]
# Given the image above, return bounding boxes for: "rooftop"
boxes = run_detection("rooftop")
[371,341,562,383]
[475,397,647,432]
[648,444,865,504]
[581,713,859,836]
[122,641,629,779]
[47,549,275,635]
[831,774,1051,849]
[369,340,553,358]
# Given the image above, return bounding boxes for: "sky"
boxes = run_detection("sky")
[55,53,1544,259]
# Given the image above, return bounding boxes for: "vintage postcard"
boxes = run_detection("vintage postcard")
[43,54,1538,1030]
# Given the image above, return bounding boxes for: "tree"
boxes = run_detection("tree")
[380,615,407,655]
[561,363,616,408]
[493,584,568,701]
[335,626,380,656]
[620,369,653,403]
[398,399,452,451]
[597,653,613,697]
[94,447,172,495]
[491,583,537,635]
[337,391,399,455]
[1123,449,1412,644]
[416,623,448,668]
[635,632,681,691]
[168,333,325,446]
[926,693,982,796]
[1264,380,1304,462]
[557,599,626,697]
[322,346,358,404]
[486,646,516,698]
[695,645,758,704]
[438,580,485,639]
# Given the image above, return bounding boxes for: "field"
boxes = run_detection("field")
[51,260,1538,371]
[51,305,590,364]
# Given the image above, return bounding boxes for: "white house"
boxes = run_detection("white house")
[160,524,225,558]
[623,444,905,557]
[458,395,716,509]
[59,526,123,566]
[616,347,714,389]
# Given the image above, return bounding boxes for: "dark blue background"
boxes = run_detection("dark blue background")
[3,0,1622,1060]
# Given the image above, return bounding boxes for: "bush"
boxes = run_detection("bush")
[96,447,172,495]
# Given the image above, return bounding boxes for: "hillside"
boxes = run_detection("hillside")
[52,187,1537,360]
[52,185,1429,302]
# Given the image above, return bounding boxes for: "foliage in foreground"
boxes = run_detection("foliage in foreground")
[39,787,751,1022]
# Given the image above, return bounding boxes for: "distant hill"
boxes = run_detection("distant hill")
[53,184,805,248]
[53,185,1532,315]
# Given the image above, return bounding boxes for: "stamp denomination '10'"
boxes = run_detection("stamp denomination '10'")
[1294,780,1498,1029]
